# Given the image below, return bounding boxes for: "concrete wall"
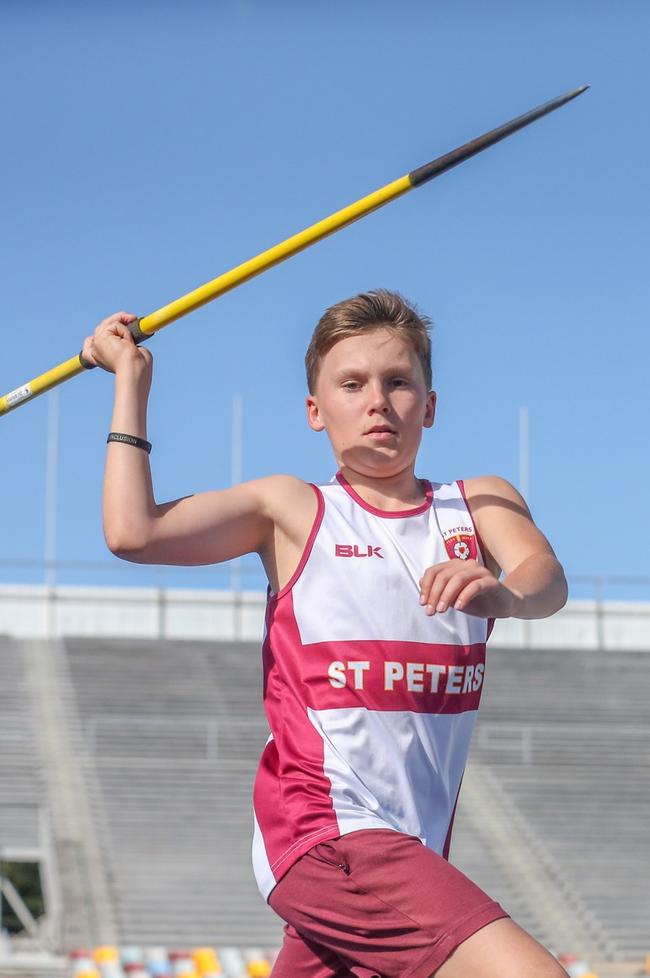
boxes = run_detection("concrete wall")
[1,584,649,650]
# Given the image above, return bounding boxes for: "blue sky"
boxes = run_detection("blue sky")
[1,1,648,597]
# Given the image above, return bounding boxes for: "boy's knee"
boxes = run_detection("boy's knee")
[432,917,571,978]
[432,959,569,978]
[549,966,571,978]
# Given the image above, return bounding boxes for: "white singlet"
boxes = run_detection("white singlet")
[252,473,493,900]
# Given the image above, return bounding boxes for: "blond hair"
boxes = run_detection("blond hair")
[305,289,432,393]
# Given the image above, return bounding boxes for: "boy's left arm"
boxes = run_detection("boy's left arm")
[419,475,568,620]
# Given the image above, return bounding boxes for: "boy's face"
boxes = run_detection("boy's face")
[306,328,436,478]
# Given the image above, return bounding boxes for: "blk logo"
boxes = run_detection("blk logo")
[335,544,384,559]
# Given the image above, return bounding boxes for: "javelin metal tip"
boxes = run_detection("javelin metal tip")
[557,84,590,107]
[408,84,590,188]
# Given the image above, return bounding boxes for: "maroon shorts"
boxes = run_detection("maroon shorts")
[268,829,510,978]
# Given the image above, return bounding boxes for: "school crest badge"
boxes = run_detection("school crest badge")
[443,531,478,562]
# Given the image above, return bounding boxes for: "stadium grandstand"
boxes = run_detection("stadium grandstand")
[0,581,648,978]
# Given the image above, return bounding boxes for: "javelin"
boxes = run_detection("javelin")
[0,85,588,417]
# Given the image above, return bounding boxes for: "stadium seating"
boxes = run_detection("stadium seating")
[61,638,279,948]
[465,647,649,964]
[65,945,275,977]
[0,637,44,850]
[0,634,58,951]
[58,637,649,967]
[556,952,601,978]
[60,944,630,978]
[1,633,647,978]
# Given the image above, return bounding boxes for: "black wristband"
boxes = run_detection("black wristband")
[107,432,152,454]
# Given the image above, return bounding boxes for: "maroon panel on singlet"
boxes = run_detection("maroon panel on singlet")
[265,589,486,715]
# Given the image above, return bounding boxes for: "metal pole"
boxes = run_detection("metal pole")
[595,575,605,651]
[518,404,533,649]
[518,404,530,502]
[231,393,243,640]
[45,391,59,637]
[231,392,243,487]
[157,566,166,640]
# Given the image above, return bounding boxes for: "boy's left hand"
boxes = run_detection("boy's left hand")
[419,559,520,619]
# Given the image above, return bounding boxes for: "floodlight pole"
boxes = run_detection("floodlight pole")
[231,393,243,639]
[518,404,530,502]
[45,391,59,590]
[45,391,60,638]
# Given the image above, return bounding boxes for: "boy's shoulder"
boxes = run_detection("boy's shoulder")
[460,475,532,534]
[461,475,524,503]
[459,475,555,576]
[253,473,317,518]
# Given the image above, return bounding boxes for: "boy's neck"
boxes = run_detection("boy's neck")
[338,465,426,512]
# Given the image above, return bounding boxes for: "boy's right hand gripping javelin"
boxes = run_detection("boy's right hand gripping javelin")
[82,312,153,383]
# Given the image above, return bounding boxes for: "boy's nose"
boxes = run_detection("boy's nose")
[368,386,390,413]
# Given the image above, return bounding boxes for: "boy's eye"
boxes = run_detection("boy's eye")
[390,377,408,387]
[342,381,361,391]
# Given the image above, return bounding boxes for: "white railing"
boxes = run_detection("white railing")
[1,561,650,648]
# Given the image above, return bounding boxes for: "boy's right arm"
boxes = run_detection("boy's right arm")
[85,313,315,573]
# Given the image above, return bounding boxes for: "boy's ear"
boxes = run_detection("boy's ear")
[306,394,326,432]
[423,390,436,429]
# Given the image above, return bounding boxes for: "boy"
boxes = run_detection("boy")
[83,290,568,978]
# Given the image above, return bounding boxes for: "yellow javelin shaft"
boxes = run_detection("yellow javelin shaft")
[0,84,588,417]
[141,176,410,335]
[0,175,411,417]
